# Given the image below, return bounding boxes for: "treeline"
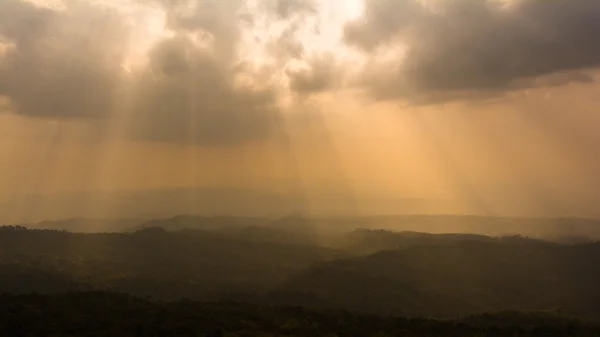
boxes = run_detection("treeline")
[1,292,599,337]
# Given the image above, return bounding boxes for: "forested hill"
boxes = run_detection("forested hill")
[274,239,600,318]
[1,225,600,319]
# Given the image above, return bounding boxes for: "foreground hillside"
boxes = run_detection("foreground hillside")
[1,225,600,319]
[1,292,599,337]
[275,239,600,318]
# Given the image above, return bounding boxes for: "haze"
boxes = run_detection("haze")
[2,0,600,224]
[6,2,600,333]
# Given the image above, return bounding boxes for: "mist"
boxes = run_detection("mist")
[3,0,600,335]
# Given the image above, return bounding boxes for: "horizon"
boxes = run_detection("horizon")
[6,186,600,224]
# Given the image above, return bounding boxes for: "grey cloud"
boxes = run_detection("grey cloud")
[134,0,283,145]
[534,71,595,88]
[272,0,316,19]
[508,70,595,91]
[261,0,336,96]
[344,0,427,51]
[269,23,305,60]
[261,0,320,64]
[288,56,339,95]
[0,0,128,118]
[346,0,600,103]
[0,0,283,146]
[149,0,246,61]
[128,36,281,145]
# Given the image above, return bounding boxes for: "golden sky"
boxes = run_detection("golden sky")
[2,0,600,221]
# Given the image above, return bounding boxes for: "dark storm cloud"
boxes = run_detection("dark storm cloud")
[0,0,127,118]
[0,0,283,146]
[128,36,281,145]
[346,0,600,103]
[129,0,284,145]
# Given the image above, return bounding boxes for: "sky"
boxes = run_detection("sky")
[2,0,600,222]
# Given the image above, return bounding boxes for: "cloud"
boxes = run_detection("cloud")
[344,0,426,51]
[128,36,281,145]
[8,0,599,137]
[271,0,316,19]
[268,22,306,60]
[148,0,247,61]
[259,0,341,97]
[127,0,285,145]
[0,0,128,118]
[345,0,600,103]
[287,55,339,95]
[0,0,284,146]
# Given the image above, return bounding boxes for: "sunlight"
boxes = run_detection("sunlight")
[301,0,365,56]
[236,0,367,97]
[121,5,173,72]
[97,0,367,96]
[0,40,14,57]
[335,0,365,21]
[4,0,600,331]
[20,0,66,11]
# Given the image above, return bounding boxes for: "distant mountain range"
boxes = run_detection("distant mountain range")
[0,187,487,224]
[12,214,600,242]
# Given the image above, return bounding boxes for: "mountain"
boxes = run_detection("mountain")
[273,238,600,318]
[0,225,339,299]
[2,224,600,319]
